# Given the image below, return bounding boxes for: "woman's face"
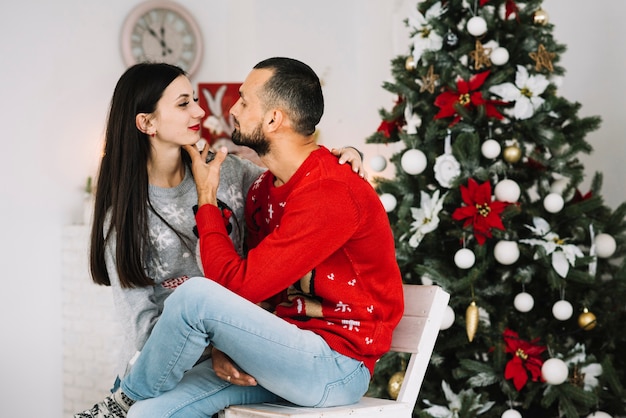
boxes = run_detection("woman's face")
[151,75,205,147]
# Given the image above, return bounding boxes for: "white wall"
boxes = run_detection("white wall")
[0,1,623,417]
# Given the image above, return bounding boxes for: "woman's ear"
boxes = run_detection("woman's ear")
[136,113,154,135]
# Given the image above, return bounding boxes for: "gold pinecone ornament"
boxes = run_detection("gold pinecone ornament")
[466,300,479,342]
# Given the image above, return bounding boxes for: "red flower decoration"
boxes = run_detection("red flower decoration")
[376,119,399,139]
[505,0,520,20]
[573,189,593,203]
[525,158,547,172]
[503,328,546,391]
[376,96,405,139]
[434,71,505,126]
[451,178,509,245]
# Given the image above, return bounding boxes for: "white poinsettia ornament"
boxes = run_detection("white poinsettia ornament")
[519,217,584,278]
[422,380,495,418]
[408,189,447,248]
[489,65,550,120]
[408,1,444,62]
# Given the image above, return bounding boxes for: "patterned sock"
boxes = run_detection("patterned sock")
[73,388,135,418]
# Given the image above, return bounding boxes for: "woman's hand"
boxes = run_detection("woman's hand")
[211,347,257,386]
[331,146,367,179]
[182,144,228,207]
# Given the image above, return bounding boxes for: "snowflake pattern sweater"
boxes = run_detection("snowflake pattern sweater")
[107,155,264,378]
[196,146,404,374]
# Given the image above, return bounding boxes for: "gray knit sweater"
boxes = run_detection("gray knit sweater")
[105,155,264,379]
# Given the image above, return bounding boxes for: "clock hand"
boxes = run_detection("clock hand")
[147,27,160,40]
[159,26,173,56]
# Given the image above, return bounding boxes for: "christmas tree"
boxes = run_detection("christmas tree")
[365,1,626,417]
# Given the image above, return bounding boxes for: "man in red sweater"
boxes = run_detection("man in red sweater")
[75,57,403,418]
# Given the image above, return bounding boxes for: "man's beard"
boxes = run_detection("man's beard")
[231,123,270,157]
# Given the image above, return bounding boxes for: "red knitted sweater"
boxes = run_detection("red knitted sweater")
[196,146,404,373]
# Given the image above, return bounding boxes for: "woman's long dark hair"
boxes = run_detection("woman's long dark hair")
[90,63,188,288]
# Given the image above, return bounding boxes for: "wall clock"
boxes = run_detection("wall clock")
[121,0,203,76]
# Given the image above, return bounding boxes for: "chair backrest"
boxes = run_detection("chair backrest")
[389,284,450,406]
[219,285,450,418]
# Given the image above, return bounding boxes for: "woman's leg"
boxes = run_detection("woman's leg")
[122,277,370,408]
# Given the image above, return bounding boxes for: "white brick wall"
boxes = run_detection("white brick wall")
[62,225,122,418]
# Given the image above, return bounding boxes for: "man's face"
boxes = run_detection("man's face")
[229,69,273,156]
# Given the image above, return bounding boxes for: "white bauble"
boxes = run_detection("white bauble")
[467,16,487,36]
[481,139,501,159]
[543,193,564,213]
[541,358,569,385]
[379,193,397,212]
[586,412,612,418]
[514,292,534,313]
[491,47,510,65]
[454,248,476,269]
[594,233,617,258]
[369,155,387,172]
[401,149,427,175]
[494,179,521,203]
[494,240,520,265]
[502,409,522,418]
[552,300,573,321]
[440,305,455,330]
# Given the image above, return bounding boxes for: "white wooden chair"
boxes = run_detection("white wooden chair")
[219,284,450,418]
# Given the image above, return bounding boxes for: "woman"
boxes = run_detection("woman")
[89,62,364,387]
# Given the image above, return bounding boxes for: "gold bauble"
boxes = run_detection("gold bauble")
[387,371,405,399]
[405,56,417,71]
[533,9,550,26]
[503,144,522,163]
[466,301,479,342]
[578,308,597,331]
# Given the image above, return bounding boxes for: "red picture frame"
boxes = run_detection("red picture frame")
[198,83,242,145]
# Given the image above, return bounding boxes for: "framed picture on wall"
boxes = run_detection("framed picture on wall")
[198,83,242,145]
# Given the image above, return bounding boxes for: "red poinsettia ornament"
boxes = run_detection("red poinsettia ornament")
[451,178,509,245]
[505,0,520,20]
[376,119,400,139]
[434,71,505,126]
[573,188,593,203]
[503,328,546,391]
[376,96,405,139]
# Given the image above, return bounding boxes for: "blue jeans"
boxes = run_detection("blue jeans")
[122,277,371,418]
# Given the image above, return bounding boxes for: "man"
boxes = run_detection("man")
[75,57,403,418]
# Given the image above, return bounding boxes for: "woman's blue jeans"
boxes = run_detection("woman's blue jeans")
[122,277,371,418]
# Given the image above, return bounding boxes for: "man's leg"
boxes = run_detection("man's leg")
[127,358,279,418]
[123,277,370,408]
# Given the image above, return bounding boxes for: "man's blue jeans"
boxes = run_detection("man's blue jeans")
[122,277,371,418]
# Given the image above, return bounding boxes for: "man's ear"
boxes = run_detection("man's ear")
[266,109,284,132]
[136,113,155,135]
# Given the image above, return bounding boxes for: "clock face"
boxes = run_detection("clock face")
[122,1,203,76]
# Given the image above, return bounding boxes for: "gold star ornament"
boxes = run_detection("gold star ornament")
[419,65,439,94]
[529,44,556,72]
[470,39,492,70]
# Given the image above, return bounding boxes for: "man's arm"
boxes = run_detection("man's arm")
[195,179,360,303]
